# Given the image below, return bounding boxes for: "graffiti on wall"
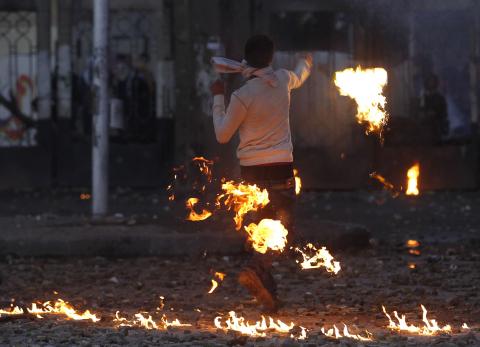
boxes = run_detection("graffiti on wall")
[0,74,37,146]
[0,12,37,147]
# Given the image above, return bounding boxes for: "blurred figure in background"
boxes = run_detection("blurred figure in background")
[420,73,449,144]
[112,54,156,142]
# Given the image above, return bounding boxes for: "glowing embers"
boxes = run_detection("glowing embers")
[0,299,99,322]
[406,239,421,256]
[185,197,212,221]
[321,324,373,341]
[114,311,191,330]
[208,271,226,294]
[216,181,270,230]
[382,305,452,335]
[406,163,420,196]
[334,66,388,137]
[293,169,302,195]
[214,311,299,337]
[244,219,288,254]
[293,243,341,274]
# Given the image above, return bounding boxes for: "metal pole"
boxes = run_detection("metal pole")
[92,0,109,216]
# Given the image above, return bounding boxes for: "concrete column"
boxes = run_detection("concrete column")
[36,0,51,120]
[154,0,175,119]
[92,0,109,217]
[470,3,479,127]
[57,0,73,119]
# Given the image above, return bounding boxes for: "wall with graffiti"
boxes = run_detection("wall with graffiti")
[0,12,37,147]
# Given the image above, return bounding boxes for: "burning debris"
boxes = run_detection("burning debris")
[334,66,388,137]
[208,271,226,294]
[293,243,341,274]
[406,163,420,196]
[185,197,212,221]
[370,172,400,197]
[244,218,289,254]
[321,324,373,341]
[192,156,215,183]
[382,305,453,335]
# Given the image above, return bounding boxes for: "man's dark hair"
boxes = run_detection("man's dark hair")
[244,34,274,68]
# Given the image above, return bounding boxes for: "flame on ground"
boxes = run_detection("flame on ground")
[293,243,341,274]
[334,66,388,136]
[114,311,191,330]
[0,305,24,316]
[293,169,302,195]
[321,324,373,341]
[185,197,212,221]
[382,305,452,335]
[216,181,270,230]
[214,311,296,337]
[406,163,420,196]
[292,326,308,340]
[244,219,288,254]
[208,271,226,294]
[0,299,99,322]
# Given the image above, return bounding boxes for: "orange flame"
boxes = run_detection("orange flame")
[406,239,420,248]
[0,299,100,322]
[293,243,341,274]
[293,169,302,195]
[27,299,100,322]
[382,305,452,335]
[334,66,388,136]
[406,163,420,196]
[0,305,24,316]
[185,197,212,221]
[244,219,288,254]
[114,311,190,329]
[208,271,226,294]
[216,181,269,230]
[214,311,296,337]
[321,324,373,341]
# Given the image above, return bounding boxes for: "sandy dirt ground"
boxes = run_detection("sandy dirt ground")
[0,190,479,346]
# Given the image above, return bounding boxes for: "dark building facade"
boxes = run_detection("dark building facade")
[0,0,478,190]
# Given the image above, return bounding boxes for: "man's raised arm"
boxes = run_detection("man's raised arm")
[288,53,313,90]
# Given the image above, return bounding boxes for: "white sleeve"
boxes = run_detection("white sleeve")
[287,58,312,89]
[212,93,247,144]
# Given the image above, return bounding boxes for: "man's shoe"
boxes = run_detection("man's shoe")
[238,268,278,313]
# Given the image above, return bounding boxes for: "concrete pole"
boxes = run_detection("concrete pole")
[36,0,51,121]
[92,0,109,217]
[470,3,479,127]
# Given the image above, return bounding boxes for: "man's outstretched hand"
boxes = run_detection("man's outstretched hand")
[302,52,313,67]
[210,80,225,96]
